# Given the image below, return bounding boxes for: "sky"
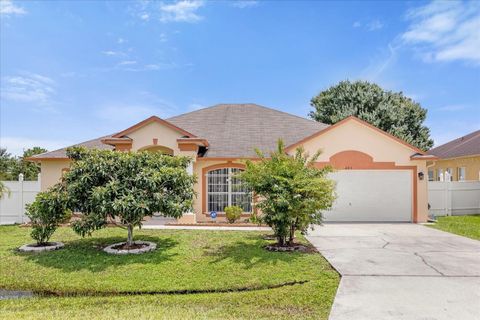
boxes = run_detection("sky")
[1,0,479,156]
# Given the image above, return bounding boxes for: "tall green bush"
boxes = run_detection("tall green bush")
[239,140,336,246]
[25,185,71,245]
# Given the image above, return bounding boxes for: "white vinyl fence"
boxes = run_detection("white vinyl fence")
[0,174,40,225]
[428,180,480,217]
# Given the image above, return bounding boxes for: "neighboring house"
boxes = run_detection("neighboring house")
[427,130,480,182]
[28,104,437,223]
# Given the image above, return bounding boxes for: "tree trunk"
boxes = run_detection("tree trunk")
[277,235,285,247]
[127,224,134,247]
[288,223,295,245]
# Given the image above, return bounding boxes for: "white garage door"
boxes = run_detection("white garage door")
[323,170,412,222]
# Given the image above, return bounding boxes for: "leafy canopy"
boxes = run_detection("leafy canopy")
[64,147,196,245]
[239,140,335,246]
[310,80,433,151]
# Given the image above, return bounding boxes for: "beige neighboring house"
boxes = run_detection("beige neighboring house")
[427,130,480,181]
[28,104,437,223]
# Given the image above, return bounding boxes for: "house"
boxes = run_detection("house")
[427,130,480,181]
[28,104,437,223]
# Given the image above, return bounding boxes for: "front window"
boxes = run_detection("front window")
[458,167,466,181]
[207,168,252,213]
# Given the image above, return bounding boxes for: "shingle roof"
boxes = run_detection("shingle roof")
[29,104,328,160]
[29,135,114,160]
[167,104,329,158]
[427,130,480,159]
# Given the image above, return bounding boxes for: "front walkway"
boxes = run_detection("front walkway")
[307,223,480,320]
[143,224,271,231]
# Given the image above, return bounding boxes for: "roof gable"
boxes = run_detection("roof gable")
[112,116,196,139]
[285,116,426,155]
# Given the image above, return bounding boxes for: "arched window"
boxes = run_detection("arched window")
[206,167,251,213]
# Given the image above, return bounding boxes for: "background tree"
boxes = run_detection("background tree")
[64,147,196,247]
[239,140,335,247]
[11,147,47,180]
[0,147,47,180]
[0,148,16,180]
[309,80,434,151]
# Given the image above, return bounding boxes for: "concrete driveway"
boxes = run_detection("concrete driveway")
[306,223,480,320]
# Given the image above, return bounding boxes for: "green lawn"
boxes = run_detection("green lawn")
[429,215,480,240]
[0,226,339,319]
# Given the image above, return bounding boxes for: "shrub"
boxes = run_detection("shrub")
[25,185,71,245]
[224,206,242,223]
[239,140,336,246]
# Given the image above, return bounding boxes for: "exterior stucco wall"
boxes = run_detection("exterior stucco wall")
[298,120,416,164]
[429,156,480,181]
[295,120,429,222]
[128,121,184,154]
[40,160,71,191]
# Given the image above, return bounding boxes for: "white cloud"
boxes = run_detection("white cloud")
[367,19,383,31]
[159,32,167,42]
[402,1,480,64]
[102,50,126,56]
[118,60,137,66]
[437,104,468,112]
[231,1,258,9]
[117,38,126,44]
[160,0,204,23]
[352,19,384,31]
[0,0,26,16]
[0,137,72,157]
[1,72,56,105]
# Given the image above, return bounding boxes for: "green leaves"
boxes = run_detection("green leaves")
[64,148,197,242]
[25,184,72,245]
[239,140,335,246]
[309,80,434,151]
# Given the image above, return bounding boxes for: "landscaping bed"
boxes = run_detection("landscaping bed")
[0,225,339,319]
[428,214,480,240]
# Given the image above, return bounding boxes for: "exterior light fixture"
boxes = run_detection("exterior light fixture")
[418,172,424,180]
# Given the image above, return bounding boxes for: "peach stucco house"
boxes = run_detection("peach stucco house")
[29,104,437,223]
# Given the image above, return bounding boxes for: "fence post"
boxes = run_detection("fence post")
[19,174,24,223]
[444,172,452,216]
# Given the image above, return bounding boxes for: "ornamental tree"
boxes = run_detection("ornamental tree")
[64,147,196,247]
[239,140,335,247]
[309,80,433,151]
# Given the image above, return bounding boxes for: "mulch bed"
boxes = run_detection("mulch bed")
[265,242,317,253]
[111,243,148,250]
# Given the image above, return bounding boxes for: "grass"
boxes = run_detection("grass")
[0,226,339,319]
[429,215,480,240]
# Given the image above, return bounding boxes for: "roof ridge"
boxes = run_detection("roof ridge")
[167,103,327,126]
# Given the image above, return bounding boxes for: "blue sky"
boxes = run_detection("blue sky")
[1,0,479,156]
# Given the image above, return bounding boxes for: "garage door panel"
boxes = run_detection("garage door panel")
[324,170,412,222]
